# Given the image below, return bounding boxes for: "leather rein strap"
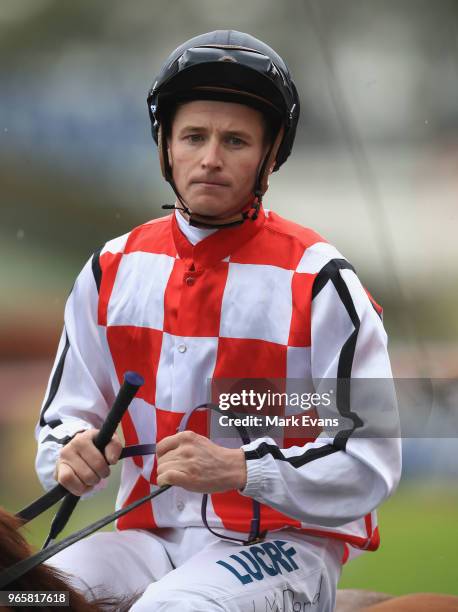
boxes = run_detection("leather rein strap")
[0,444,162,589]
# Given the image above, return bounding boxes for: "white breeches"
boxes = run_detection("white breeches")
[47,527,343,611]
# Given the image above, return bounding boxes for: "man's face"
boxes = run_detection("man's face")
[168,100,267,219]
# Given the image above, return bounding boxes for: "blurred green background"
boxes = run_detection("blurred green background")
[1,0,457,597]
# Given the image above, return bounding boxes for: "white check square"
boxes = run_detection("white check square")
[220,263,294,345]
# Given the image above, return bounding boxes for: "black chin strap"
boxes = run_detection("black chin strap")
[162,179,192,217]
[161,193,261,230]
[162,203,191,215]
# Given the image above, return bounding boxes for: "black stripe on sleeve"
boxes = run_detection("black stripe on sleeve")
[46,419,63,429]
[39,331,70,427]
[245,442,339,468]
[91,247,102,293]
[312,259,355,300]
[246,260,364,466]
[41,433,73,446]
[319,262,363,450]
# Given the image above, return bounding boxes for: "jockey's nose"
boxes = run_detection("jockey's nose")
[200,137,223,171]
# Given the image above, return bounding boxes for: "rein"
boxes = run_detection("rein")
[0,371,149,589]
[0,480,170,589]
[0,392,260,589]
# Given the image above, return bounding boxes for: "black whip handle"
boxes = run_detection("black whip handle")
[42,371,145,547]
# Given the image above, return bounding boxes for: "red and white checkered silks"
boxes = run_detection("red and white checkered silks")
[36,206,401,558]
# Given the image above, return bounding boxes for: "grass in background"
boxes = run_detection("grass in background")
[339,481,458,595]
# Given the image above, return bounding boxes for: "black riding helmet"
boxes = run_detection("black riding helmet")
[147,30,300,227]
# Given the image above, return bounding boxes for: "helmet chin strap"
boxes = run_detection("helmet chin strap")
[161,183,192,217]
[161,193,261,230]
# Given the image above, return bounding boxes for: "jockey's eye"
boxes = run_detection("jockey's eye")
[226,136,246,147]
[184,134,204,143]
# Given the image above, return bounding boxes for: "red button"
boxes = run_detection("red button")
[185,276,195,286]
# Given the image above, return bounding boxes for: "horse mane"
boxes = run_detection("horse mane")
[0,507,136,612]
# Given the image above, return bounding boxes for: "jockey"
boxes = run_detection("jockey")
[35,30,401,612]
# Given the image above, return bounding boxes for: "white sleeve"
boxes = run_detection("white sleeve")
[35,253,115,492]
[240,259,402,528]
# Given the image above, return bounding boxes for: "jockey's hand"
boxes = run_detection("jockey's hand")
[156,431,247,493]
[54,429,123,496]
